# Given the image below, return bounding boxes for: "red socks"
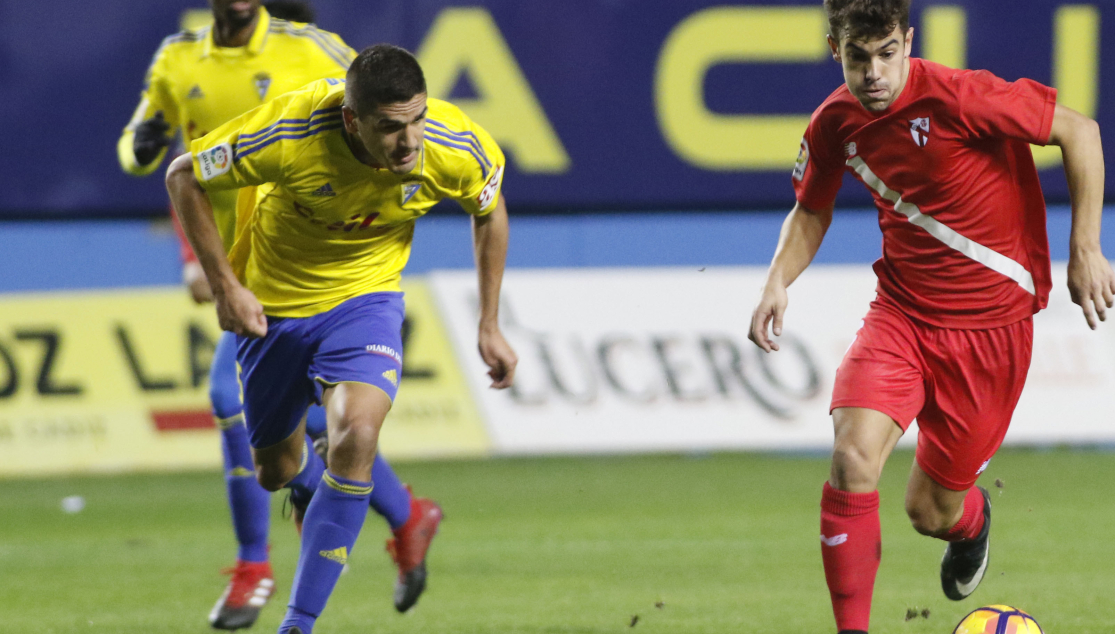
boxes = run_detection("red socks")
[942,487,986,542]
[820,482,881,633]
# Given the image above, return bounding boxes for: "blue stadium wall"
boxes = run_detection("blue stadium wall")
[1,1,1112,217]
[0,207,1108,293]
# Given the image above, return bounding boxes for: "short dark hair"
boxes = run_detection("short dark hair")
[824,0,911,42]
[345,44,427,116]
[263,1,315,23]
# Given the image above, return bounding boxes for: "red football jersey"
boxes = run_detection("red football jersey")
[794,58,1057,329]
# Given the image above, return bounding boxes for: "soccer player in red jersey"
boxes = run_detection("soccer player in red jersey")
[748,1,1114,632]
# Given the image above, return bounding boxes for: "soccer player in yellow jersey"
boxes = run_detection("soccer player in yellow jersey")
[119,2,443,628]
[167,44,517,634]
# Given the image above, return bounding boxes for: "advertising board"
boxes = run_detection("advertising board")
[0,281,487,476]
[431,264,1115,454]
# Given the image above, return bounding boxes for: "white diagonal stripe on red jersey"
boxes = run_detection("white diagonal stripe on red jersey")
[846,156,1036,295]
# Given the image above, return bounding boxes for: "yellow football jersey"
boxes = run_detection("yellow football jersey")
[190,79,506,318]
[118,7,355,251]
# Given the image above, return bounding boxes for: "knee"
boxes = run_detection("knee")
[329,415,380,453]
[325,411,383,478]
[830,444,882,491]
[905,499,953,537]
[255,452,303,492]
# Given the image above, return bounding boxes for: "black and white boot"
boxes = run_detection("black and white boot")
[940,486,992,601]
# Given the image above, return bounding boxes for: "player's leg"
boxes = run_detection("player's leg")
[280,382,387,634]
[305,398,443,613]
[823,407,903,634]
[380,452,443,612]
[904,463,974,538]
[212,331,271,560]
[307,405,413,527]
[209,331,275,630]
[307,404,413,530]
[824,297,926,634]
[278,292,411,634]
[911,317,1033,601]
[906,460,992,601]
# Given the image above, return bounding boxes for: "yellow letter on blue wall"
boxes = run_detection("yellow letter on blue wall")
[655,7,830,171]
[418,8,570,174]
[921,5,967,70]
[1032,4,1099,169]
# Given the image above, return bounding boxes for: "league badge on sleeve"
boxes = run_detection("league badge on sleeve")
[909,117,930,147]
[792,139,810,181]
[476,165,504,210]
[197,143,232,181]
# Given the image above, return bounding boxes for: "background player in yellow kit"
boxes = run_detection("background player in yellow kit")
[118,2,442,628]
[166,44,516,634]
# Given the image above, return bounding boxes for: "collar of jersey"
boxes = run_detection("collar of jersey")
[201,6,271,58]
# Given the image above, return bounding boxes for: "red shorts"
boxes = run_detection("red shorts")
[831,294,1034,490]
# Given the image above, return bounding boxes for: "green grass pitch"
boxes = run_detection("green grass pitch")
[1,447,1112,633]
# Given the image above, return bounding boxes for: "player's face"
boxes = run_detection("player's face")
[209,0,260,29]
[829,25,914,112]
[344,93,428,175]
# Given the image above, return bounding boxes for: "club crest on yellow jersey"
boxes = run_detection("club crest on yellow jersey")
[401,182,421,205]
[254,72,272,100]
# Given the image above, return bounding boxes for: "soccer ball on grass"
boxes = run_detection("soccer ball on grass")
[953,605,1043,634]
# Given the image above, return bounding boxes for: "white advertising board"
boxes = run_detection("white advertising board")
[431,264,1115,455]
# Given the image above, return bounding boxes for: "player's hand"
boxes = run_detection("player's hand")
[478,326,517,389]
[748,282,788,353]
[215,283,268,338]
[183,261,214,304]
[134,111,171,166]
[1067,246,1115,330]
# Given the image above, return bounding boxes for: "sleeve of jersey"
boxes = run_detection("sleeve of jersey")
[792,114,844,212]
[450,119,507,216]
[189,98,289,191]
[958,70,1058,145]
[304,26,357,75]
[118,45,181,176]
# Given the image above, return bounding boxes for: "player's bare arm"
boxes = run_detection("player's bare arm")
[473,193,517,389]
[1048,103,1115,329]
[165,154,267,338]
[183,261,215,304]
[749,201,833,353]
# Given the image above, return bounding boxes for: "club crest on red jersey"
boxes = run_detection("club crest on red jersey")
[909,117,930,147]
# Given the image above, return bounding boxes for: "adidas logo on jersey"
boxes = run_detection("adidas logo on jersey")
[312,183,336,197]
[382,369,398,387]
[187,85,205,99]
[319,546,349,564]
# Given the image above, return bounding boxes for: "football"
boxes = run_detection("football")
[953,605,1044,634]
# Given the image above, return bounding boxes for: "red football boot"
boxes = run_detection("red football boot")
[208,559,275,630]
[385,495,444,612]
